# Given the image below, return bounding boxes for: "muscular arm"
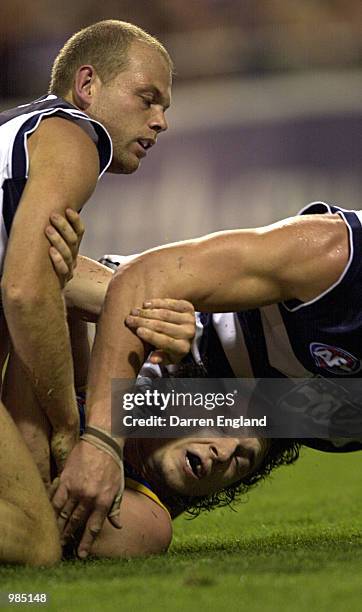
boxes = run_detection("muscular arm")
[63,255,113,322]
[1,117,100,467]
[86,213,349,430]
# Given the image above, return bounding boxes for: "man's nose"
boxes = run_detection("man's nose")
[209,439,239,463]
[150,107,168,133]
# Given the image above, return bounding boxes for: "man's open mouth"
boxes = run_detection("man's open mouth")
[185,451,203,479]
[137,139,153,151]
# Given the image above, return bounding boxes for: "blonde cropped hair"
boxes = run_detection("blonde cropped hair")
[49,20,173,97]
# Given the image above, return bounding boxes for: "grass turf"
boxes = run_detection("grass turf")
[0,448,360,611]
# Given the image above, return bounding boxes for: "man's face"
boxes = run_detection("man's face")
[141,436,268,497]
[88,41,172,173]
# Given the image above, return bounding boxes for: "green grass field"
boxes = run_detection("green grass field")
[0,448,361,612]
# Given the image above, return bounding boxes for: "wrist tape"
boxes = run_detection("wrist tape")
[80,426,123,468]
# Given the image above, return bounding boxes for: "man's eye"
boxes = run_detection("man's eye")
[141,96,153,107]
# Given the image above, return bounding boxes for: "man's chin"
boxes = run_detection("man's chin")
[108,156,140,174]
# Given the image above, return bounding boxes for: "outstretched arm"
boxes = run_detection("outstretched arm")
[63,256,113,322]
[87,212,348,423]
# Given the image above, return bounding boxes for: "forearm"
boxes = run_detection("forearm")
[85,239,227,430]
[2,350,52,487]
[2,280,77,431]
[63,256,112,322]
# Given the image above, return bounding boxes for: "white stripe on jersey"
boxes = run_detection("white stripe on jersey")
[212,312,254,377]
[260,304,312,377]
[354,210,362,226]
[0,105,112,180]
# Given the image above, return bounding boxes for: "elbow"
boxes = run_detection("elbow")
[109,251,176,300]
[2,278,47,313]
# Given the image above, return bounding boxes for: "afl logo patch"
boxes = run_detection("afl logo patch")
[310,342,360,375]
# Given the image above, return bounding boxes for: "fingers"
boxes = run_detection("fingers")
[50,479,81,539]
[49,440,124,558]
[126,300,195,335]
[143,298,195,313]
[141,328,191,354]
[61,502,90,545]
[53,492,105,556]
[56,499,79,535]
[127,316,195,340]
[77,507,110,559]
[45,209,85,281]
[147,332,192,364]
[108,489,123,521]
[49,209,84,256]
[48,238,73,281]
[108,512,122,529]
[48,477,61,501]
[149,350,171,365]
[127,321,194,364]
[143,298,195,314]
[129,308,195,327]
[51,479,70,516]
[125,299,196,364]
[51,480,110,555]
[65,208,85,243]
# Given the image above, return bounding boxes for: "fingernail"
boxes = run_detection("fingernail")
[46,226,55,234]
[125,316,133,324]
[78,549,88,559]
[144,302,152,307]
[131,308,140,316]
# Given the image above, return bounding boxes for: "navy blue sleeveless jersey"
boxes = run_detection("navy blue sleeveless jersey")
[198,203,362,378]
[0,94,113,271]
[196,202,362,451]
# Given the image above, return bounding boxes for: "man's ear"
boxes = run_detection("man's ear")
[72,65,100,109]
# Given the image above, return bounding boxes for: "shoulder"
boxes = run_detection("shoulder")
[122,486,172,543]
[253,212,348,262]
[28,116,99,161]
[266,213,349,302]
[92,487,173,558]
[26,117,100,195]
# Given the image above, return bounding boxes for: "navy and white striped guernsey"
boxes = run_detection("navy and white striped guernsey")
[197,202,362,452]
[99,202,362,453]
[0,94,113,272]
